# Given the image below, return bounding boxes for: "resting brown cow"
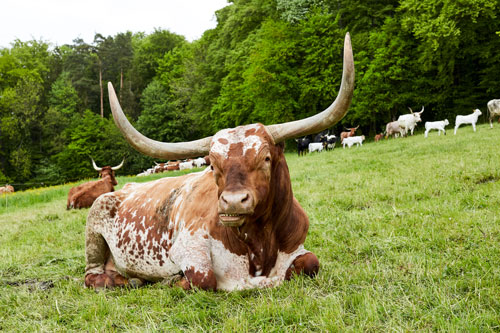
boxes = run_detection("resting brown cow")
[84,33,354,291]
[67,158,124,209]
[0,185,14,194]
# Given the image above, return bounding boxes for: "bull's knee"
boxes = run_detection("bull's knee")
[184,268,217,291]
[285,252,320,280]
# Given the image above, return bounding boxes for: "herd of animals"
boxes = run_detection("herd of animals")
[295,99,500,155]
[1,34,499,293]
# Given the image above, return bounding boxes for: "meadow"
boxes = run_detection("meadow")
[0,124,499,331]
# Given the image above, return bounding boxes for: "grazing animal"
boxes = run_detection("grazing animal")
[342,135,365,148]
[295,137,311,156]
[308,142,325,153]
[325,134,337,150]
[374,133,383,142]
[487,99,500,128]
[84,33,354,291]
[424,119,449,138]
[0,185,14,194]
[398,106,424,136]
[385,121,404,138]
[340,126,358,142]
[454,109,482,135]
[67,158,124,209]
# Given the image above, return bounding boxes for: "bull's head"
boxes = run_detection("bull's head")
[408,106,424,122]
[108,33,355,227]
[91,158,124,186]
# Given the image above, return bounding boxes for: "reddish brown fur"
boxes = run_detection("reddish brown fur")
[67,166,118,209]
[374,133,384,142]
[0,185,14,194]
[340,127,358,142]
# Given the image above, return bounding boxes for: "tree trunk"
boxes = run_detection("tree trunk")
[99,62,103,118]
[120,68,123,103]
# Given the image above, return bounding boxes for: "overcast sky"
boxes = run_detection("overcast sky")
[0,0,229,48]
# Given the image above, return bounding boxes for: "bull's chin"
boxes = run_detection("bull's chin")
[219,213,247,227]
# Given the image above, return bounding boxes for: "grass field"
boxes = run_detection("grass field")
[1,124,499,331]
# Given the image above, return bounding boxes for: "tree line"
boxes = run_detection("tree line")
[1,0,499,188]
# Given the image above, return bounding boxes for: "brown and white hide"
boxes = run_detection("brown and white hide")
[85,124,318,291]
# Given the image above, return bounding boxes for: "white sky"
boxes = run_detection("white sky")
[0,0,229,48]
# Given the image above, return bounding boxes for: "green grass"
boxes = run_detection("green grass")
[1,124,500,331]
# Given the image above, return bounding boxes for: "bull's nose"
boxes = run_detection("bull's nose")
[219,190,253,212]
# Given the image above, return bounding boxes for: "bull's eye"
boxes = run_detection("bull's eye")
[265,156,271,162]
[210,165,214,170]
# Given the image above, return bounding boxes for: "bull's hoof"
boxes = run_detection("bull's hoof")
[85,273,115,289]
[285,252,320,280]
[128,278,144,289]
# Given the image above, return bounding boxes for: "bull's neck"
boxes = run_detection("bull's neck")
[232,154,296,276]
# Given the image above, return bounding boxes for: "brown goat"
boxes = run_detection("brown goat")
[67,159,123,209]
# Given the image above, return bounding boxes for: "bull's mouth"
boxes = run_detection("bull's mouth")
[219,213,247,227]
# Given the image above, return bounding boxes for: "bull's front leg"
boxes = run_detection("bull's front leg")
[285,252,320,280]
[170,231,217,291]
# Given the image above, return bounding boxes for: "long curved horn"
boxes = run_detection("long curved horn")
[419,106,424,114]
[266,33,355,143]
[108,83,212,159]
[91,157,102,171]
[111,158,125,170]
[408,107,414,113]
[354,125,359,130]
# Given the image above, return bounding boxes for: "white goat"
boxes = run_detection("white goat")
[342,135,365,148]
[308,142,325,153]
[454,109,482,135]
[424,119,449,138]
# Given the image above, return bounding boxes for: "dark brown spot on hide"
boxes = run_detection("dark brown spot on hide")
[184,267,217,290]
[245,128,257,136]
[218,138,229,145]
[228,142,244,157]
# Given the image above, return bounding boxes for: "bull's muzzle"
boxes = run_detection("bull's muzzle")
[218,190,254,227]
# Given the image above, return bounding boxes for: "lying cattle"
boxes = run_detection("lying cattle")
[342,135,365,148]
[84,33,354,291]
[67,158,124,209]
[179,160,194,170]
[374,133,383,142]
[0,185,14,194]
[296,137,311,156]
[308,142,325,153]
[424,119,449,137]
[325,134,337,150]
[154,162,168,173]
[340,126,358,142]
[193,157,207,168]
[398,106,424,136]
[167,161,180,171]
[454,109,482,135]
[385,121,404,138]
[487,99,500,128]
